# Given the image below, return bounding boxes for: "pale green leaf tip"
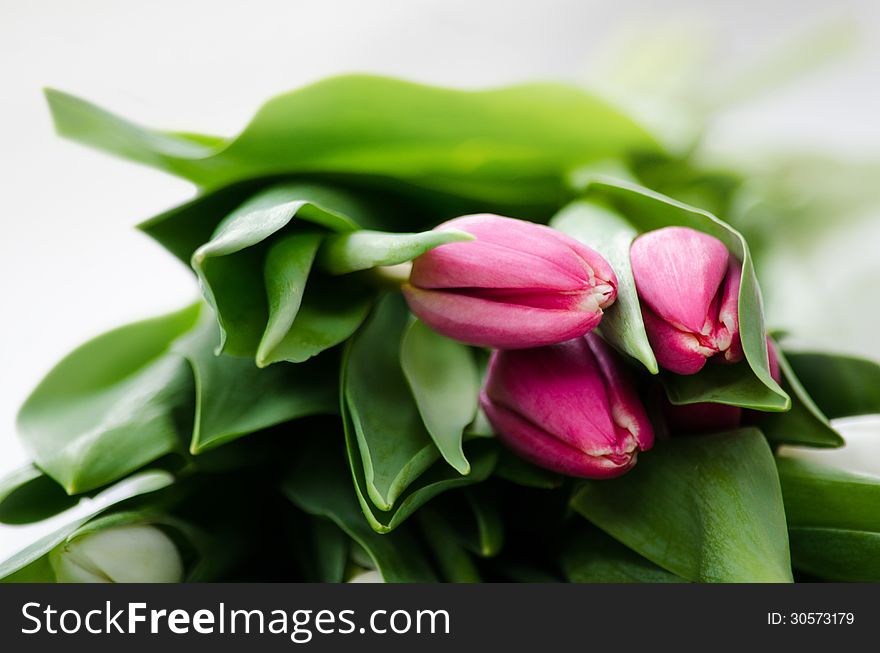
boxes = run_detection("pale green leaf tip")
[439,229,476,243]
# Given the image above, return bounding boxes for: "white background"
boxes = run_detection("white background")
[2,0,879,477]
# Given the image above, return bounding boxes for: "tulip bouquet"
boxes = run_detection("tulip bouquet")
[2,75,879,583]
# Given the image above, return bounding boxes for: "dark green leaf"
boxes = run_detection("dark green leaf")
[786,352,880,419]
[777,456,880,581]
[417,507,481,582]
[493,450,564,489]
[562,525,684,583]
[344,295,440,510]
[172,310,338,454]
[571,429,792,582]
[17,305,199,493]
[759,347,844,448]
[0,468,77,525]
[550,200,658,373]
[400,319,479,475]
[776,456,880,533]
[344,391,497,533]
[788,529,880,582]
[282,444,437,583]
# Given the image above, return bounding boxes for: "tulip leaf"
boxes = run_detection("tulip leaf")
[139,179,283,264]
[789,528,880,582]
[562,525,684,583]
[258,276,373,366]
[46,75,658,206]
[172,311,338,454]
[759,347,844,448]
[400,319,479,475]
[305,518,349,583]
[319,229,474,275]
[0,471,174,581]
[776,456,880,533]
[785,351,880,419]
[777,456,880,580]
[0,468,77,525]
[550,200,658,374]
[571,428,792,582]
[343,357,497,533]
[417,507,481,582]
[344,294,441,510]
[257,232,323,364]
[282,443,438,583]
[493,450,564,489]
[577,177,790,411]
[17,304,200,494]
[191,182,372,358]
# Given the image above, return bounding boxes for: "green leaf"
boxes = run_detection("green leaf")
[400,319,479,475]
[571,429,792,582]
[550,200,658,373]
[318,229,473,275]
[776,456,880,533]
[171,310,338,454]
[493,450,563,489]
[0,471,173,581]
[344,391,497,533]
[777,456,880,581]
[282,444,437,583]
[786,352,880,419]
[46,75,658,206]
[788,529,880,582]
[576,177,789,411]
[562,525,684,583]
[190,183,368,357]
[17,304,200,493]
[344,294,440,510]
[257,276,372,366]
[759,347,844,448]
[257,232,323,365]
[139,179,281,264]
[308,518,349,583]
[417,508,481,582]
[0,468,77,525]
[460,487,504,557]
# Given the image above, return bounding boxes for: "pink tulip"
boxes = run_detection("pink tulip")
[402,214,617,349]
[630,226,743,375]
[480,334,654,478]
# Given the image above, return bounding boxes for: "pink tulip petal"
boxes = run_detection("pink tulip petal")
[480,395,636,479]
[766,338,782,384]
[641,304,714,375]
[403,284,603,349]
[716,260,744,363]
[631,227,730,333]
[586,334,655,451]
[430,214,615,288]
[483,341,620,454]
[411,239,591,291]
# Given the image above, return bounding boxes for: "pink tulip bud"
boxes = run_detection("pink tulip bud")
[630,226,744,375]
[402,215,617,349]
[480,334,654,478]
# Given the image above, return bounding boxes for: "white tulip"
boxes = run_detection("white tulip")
[50,524,184,583]
[777,415,880,478]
